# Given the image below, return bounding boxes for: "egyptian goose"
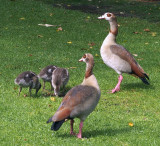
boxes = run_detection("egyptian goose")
[98,12,149,93]
[38,65,57,90]
[15,71,41,96]
[47,53,101,139]
[51,67,69,96]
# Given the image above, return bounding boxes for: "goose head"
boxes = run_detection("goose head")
[79,53,94,64]
[98,12,116,22]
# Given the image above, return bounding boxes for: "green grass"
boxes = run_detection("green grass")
[0,0,160,145]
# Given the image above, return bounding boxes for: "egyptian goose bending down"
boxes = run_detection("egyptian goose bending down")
[38,65,57,90]
[47,53,101,139]
[98,12,149,93]
[51,67,69,96]
[15,71,41,96]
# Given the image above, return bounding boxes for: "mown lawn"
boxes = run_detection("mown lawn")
[0,0,160,145]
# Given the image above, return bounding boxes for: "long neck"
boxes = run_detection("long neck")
[102,20,118,46]
[109,20,118,36]
[85,61,94,79]
[81,60,100,92]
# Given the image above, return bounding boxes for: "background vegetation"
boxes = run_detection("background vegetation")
[0,0,160,145]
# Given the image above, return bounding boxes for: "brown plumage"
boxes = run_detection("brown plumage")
[47,53,100,139]
[110,45,149,79]
[98,12,149,93]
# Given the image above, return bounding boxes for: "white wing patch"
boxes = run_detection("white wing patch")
[48,69,52,73]
[25,74,29,77]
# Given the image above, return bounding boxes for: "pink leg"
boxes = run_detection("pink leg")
[70,119,76,135]
[77,121,83,139]
[111,75,123,93]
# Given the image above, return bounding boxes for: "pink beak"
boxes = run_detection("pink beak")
[79,58,83,62]
[98,15,105,19]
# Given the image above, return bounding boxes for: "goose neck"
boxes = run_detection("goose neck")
[85,61,94,79]
[109,20,118,36]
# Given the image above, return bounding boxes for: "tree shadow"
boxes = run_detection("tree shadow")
[35,0,160,23]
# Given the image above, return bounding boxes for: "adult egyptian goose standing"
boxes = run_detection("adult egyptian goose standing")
[47,53,101,139]
[51,67,69,96]
[98,12,149,93]
[15,71,41,96]
[38,65,57,90]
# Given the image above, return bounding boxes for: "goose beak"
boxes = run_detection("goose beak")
[79,58,83,62]
[98,15,105,19]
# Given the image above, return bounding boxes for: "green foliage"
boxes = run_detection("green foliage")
[0,0,160,145]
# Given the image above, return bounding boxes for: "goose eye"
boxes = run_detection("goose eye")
[107,13,111,17]
[83,54,86,58]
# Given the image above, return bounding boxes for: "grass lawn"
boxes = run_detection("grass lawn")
[0,0,160,145]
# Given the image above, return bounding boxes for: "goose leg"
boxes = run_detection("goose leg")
[70,119,76,135]
[43,81,45,90]
[50,81,53,91]
[19,87,22,96]
[111,75,123,93]
[29,87,32,96]
[77,121,83,139]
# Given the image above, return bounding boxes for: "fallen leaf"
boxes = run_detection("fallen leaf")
[145,42,149,45]
[38,24,60,27]
[50,97,56,101]
[57,27,63,31]
[120,12,124,15]
[133,54,138,57]
[133,32,139,34]
[151,32,157,37]
[38,35,43,38]
[24,94,27,97]
[144,29,150,32]
[29,54,32,56]
[128,122,134,127]
[70,67,77,69]
[88,42,96,46]
[14,87,17,90]
[67,41,72,44]
[50,13,53,16]
[20,17,25,20]
[95,54,99,57]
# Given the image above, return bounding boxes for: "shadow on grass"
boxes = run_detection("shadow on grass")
[54,126,133,139]
[39,86,72,98]
[35,0,160,22]
[122,82,154,91]
[84,127,132,138]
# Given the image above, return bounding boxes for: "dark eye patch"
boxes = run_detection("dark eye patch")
[83,54,86,58]
[107,13,111,17]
